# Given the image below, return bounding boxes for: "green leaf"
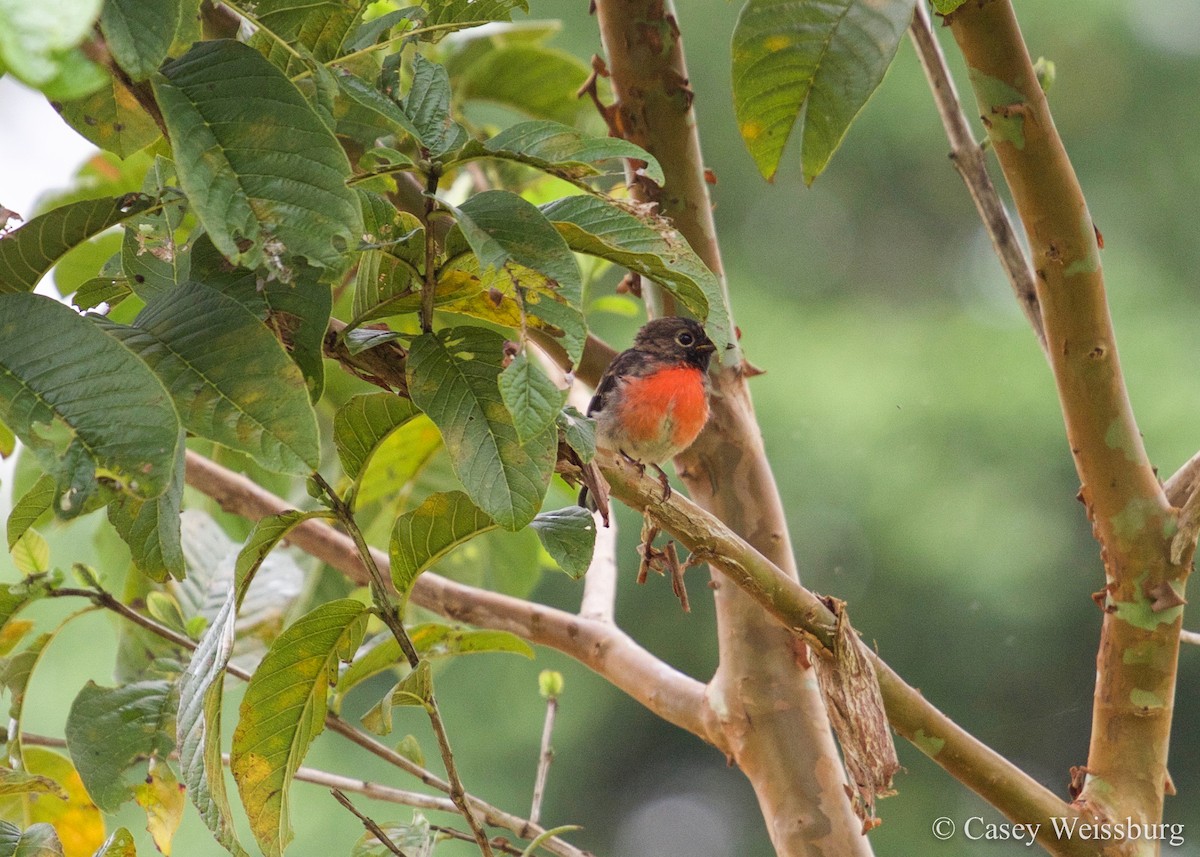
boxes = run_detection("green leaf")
[232,509,336,594]
[498,352,566,443]
[0,769,67,800]
[344,7,424,52]
[152,40,363,272]
[0,822,63,857]
[334,393,422,481]
[191,235,332,402]
[0,293,181,515]
[0,195,155,293]
[6,475,54,551]
[91,828,138,857]
[556,406,595,463]
[410,623,534,659]
[231,599,368,857]
[360,660,432,735]
[95,280,321,474]
[519,825,583,857]
[407,328,556,529]
[540,194,730,350]
[0,621,82,769]
[107,438,186,582]
[456,190,582,307]
[731,0,916,183]
[64,680,178,812]
[455,45,595,126]
[72,278,132,312]
[474,120,664,186]
[334,71,424,141]
[423,0,528,28]
[389,491,497,602]
[100,0,181,79]
[354,415,445,508]
[930,0,966,12]
[55,78,161,158]
[402,54,466,156]
[8,531,49,576]
[0,0,104,94]
[350,815,433,857]
[530,506,596,579]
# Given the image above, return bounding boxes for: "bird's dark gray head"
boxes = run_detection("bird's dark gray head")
[632,317,716,371]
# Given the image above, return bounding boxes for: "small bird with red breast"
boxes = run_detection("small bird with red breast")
[581,316,717,505]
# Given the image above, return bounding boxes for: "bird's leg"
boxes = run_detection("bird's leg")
[618,449,646,477]
[651,463,672,502]
[637,516,660,584]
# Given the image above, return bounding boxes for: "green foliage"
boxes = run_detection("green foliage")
[389,490,498,602]
[732,0,916,183]
[99,0,181,80]
[530,506,596,578]
[230,599,368,857]
[152,40,363,274]
[0,822,63,857]
[0,0,106,98]
[0,195,155,293]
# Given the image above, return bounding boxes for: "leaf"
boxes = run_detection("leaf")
[0,769,66,799]
[556,406,595,464]
[407,328,556,530]
[498,352,566,443]
[0,0,104,95]
[455,190,582,307]
[0,293,181,514]
[334,393,422,481]
[455,46,595,126]
[132,758,184,856]
[334,71,423,141]
[530,506,596,579]
[63,680,178,812]
[389,491,497,603]
[423,0,528,28]
[401,54,466,156]
[471,120,664,186]
[519,825,583,857]
[231,599,368,857]
[360,660,433,735]
[55,78,162,158]
[191,235,332,402]
[0,195,154,293]
[96,280,321,474]
[930,0,966,13]
[540,194,731,350]
[8,531,49,576]
[6,474,54,551]
[350,815,433,857]
[89,829,137,857]
[0,822,63,857]
[100,0,181,79]
[334,625,531,709]
[731,0,916,183]
[1,748,105,857]
[107,437,186,582]
[354,415,445,509]
[152,40,363,272]
[343,7,424,52]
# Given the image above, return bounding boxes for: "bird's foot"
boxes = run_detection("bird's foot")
[651,463,672,502]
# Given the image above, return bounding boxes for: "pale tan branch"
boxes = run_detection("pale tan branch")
[908,3,1045,351]
[183,451,715,747]
[1181,630,1200,647]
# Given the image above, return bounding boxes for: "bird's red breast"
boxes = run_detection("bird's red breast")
[612,364,710,451]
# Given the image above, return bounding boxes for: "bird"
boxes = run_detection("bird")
[580,316,716,506]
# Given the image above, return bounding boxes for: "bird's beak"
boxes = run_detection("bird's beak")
[698,342,717,353]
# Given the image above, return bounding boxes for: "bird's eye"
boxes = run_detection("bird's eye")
[676,331,695,346]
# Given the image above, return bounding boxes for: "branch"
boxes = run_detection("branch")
[945,0,1179,829]
[183,450,715,746]
[330,789,409,857]
[1182,630,1200,647]
[908,3,1044,350]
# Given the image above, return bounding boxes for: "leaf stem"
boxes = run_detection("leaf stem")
[330,788,410,857]
[312,473,494,857]
[529,694,557,825]
[420,165,443,334]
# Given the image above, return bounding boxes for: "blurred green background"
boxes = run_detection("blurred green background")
[3,0,1200,854]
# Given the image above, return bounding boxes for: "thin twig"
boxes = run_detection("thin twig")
[1182,630,1200,647]
[313,474,495,857]
[50,581,589,857]
[420,167,442,334]
[529,689,559,825]
[331,788,410,857]
[908,2,1046,351]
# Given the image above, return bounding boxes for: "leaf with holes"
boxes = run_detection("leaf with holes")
[0,195,154,293]
[0,293,181,516]
[152,40,362,272]
[390,491,497,603]
[732,0,915,183]
[407,328,556,529]
[95,280,320,474]
[231,599,368,857]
